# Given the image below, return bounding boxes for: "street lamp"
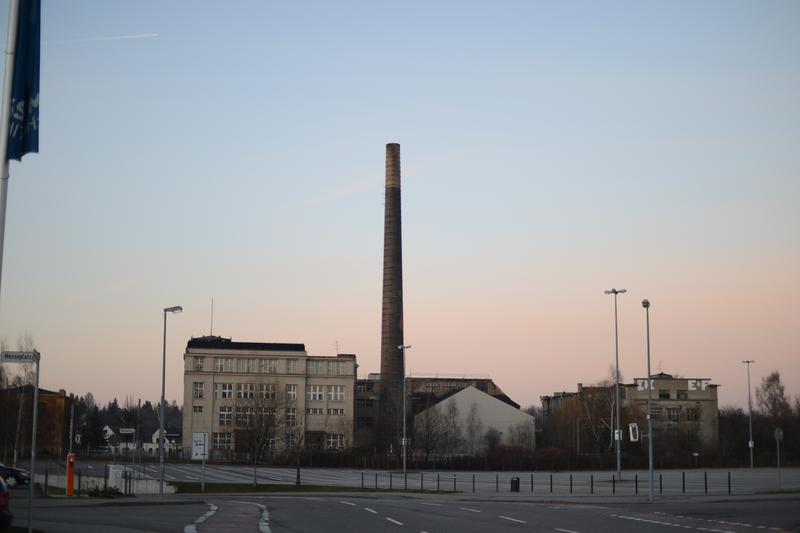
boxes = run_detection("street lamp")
[742,359,755,469]
[160,305,182,497]
[642,298,654,502]
[604,287,626,478]
[398,344,412,474]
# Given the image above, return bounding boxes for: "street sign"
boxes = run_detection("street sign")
[774,428,783,442]
[749,440,754,448]
[614,429,621,441]
[191,432,208,460]
[0,350,40,363]
[119,428,136,435]
[628,423,640,442]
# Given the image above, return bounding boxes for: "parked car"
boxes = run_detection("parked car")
[0,476,12,530]
[0,465,28,488]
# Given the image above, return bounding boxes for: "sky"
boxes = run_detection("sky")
[0,1,797,409]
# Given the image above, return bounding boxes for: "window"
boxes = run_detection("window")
[328,361,347,376]
[218,406,232,425]
[192,382,205,399]
[326,433,344,449]
[285,433,296,448]
[236,358,248,373]
[237,383,255,399]
[259,383,276,400]
[306,407,324,415]
[286,384,297,401]
[247,358,259,373]
[267,436,276,451]
[307,385,323,401]
[687,408,698,421]
[425,382,436,393]
[214,357,224,372]
[307,360,325,375]
[192,405,203,413]
[216,383,233,399]
[651,408,662,420]
[327,408,345,416]
[670,428,680,439]
[659,389,670,400]
[194,357,205,371]
[287,359,297,374]
[677,390,688,400]
[667,408,680,421]
[236,406,254,426]
[213,432,232,449]
[327,385,345,401]
[687,428,699,441]
[286,408,296,427]
[259,359,278,374]
[225,358,236,373]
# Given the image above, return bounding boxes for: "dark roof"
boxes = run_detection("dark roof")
[187,336,305,352]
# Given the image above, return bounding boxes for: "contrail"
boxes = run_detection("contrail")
[45,33,159,45]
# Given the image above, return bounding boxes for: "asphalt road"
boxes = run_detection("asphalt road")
[12,494,800,533]
[33,460,800,496]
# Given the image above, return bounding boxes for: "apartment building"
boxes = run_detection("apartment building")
[182,336,356,459]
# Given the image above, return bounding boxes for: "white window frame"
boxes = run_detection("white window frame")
[192,382,205,399]
[286,384,297,401]
[327,385,345,401]
[306,385,323,401]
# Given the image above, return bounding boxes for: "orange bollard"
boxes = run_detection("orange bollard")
[66,453,76,497]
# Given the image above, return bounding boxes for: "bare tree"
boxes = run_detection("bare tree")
[413,403,446,466]
[465,402,483,454]
[234,382,284,487]
[483,427,502,452]
[756,371,791,420]
[442,400,463,457]
[508,419,536,450]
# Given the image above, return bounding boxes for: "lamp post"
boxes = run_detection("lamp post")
[604,288,626,478]
[742,359,755,469]
[160,305,182,497]
[642,298,654,502]
[398,344,412,474]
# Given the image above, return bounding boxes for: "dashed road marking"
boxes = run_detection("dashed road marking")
[555,529,581,533]
[460,507,480,513]
[386,518,404,526]
[610,514,735,533]
[419,502,443,507]
[499,515,527,524]
[365,507,378,514]
[340,500,356,506]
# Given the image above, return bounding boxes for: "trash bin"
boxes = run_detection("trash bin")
[510,477,520,492]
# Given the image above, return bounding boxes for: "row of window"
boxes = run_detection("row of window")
[193,356,351,377]
[193,383,348,402]
[658,389,691,400]
[219,406,297,427]
[305,407,345,416]
[651,407,699,421]
[212,432,344,450]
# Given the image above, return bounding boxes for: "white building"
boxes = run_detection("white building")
[414,386,535,454]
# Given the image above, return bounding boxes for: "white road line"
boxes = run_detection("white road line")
[386,518,404,526]
[460,507,480,513]
[499,515,527,524]
[555,529,581,533]
[419,502,443,507]
[340,500,356,506]
[184,502,218,533]
[365,507,378,514]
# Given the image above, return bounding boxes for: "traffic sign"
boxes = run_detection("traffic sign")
[119,428,136,435]
[1,350,40,363]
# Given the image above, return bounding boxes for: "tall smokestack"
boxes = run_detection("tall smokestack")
[379,143,404,452]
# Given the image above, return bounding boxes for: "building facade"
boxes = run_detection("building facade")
[182,336,356,458]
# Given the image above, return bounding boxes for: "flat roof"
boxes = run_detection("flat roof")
[186,336,305,352]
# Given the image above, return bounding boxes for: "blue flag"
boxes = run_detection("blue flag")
[6,0,40,161]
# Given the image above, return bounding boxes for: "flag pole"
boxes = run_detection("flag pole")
[0,0,21,302]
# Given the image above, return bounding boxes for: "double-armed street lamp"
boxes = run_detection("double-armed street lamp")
[160,305,183,497]
[604,288,626,478]
[398,344,412,474]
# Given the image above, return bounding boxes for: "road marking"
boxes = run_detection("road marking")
[386,518,404,526]
[419,502,443,507]
[184,502,218,532]
[555,529,581,533]
[460,507,480,513]
[499,515,527,524]
[228,501,270,533]
[340,500,356,506]
[610,514,735,533]
[365,507,378,514]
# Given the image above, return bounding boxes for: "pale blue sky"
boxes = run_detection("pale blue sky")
[1,1,798,407]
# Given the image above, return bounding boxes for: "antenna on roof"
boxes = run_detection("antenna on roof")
[335,340,339,354]
[658,360,662,373]
[210,298,214,336]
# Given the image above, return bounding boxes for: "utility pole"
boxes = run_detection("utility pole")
[742,359,755,468]
[605,288,626,478]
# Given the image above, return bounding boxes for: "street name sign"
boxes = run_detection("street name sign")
[119,428,136,435]
[1,350,40,363]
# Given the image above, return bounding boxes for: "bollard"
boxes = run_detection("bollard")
[612,474,616,495]
[659,473,662,494]
[704,471,708,494]
[361,472,364,489]
[405,472,408,491]
[496,474,499,492]
[44,469,48,497]
[375,472,378,490]
[569,474,573,494]
[453,474,456,492]
[550,474,553,493]
[390,472,393,490]
[437,473,440,492]
[591,474,594,494]
[635,474,638,495]
[682,471,685,494]
[473,474,475,493]
[727,471,731,495]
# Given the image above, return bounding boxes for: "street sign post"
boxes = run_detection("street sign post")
[192,432,208,492]
[1,349,40,533]
[774,428,783,490]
